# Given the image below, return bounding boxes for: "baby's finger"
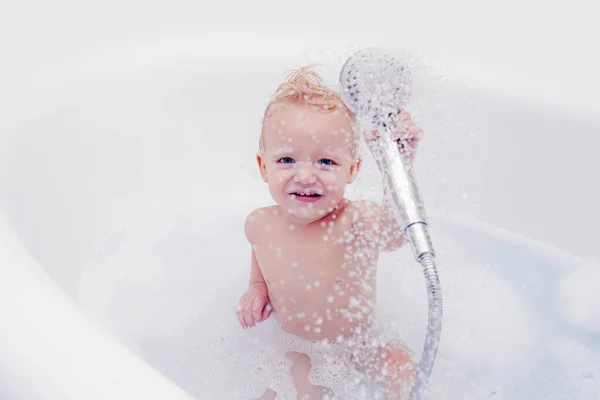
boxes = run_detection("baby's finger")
[407,125,423,136]
[363,127,380,141]
[262,303,273,321]
[399,110,412,122]
[237,311,247,329]
[400,138,418,152]
[244,299,255,328]
[398,111,422,131]
[236,301,248,329]
[402,121,419,135]
[252,298,265,322]
[395,125,422,142]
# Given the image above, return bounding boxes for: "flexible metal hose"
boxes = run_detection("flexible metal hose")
[408,252,442,400]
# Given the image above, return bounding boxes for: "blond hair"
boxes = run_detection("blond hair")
[259,65,356,153]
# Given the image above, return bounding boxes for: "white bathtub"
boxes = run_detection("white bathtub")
[1,8,599,399]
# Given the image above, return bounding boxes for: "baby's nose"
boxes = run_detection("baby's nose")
[293,166,317,184]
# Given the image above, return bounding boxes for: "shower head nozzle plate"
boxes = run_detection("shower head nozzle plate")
[339,47,412,121]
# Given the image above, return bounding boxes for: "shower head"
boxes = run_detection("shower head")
[339,47,412,126]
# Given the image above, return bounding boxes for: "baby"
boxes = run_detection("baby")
[236,66,423,400]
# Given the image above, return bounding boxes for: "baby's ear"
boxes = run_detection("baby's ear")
[256,152,268,183]
[347,158,362,184]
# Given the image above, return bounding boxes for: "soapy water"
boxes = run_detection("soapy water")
[77,191,600,399]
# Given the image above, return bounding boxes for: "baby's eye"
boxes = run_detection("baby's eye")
[318,159,336,166]
[277,157,295,164]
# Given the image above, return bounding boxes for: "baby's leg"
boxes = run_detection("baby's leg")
[252,388,277,400]
[286,351,334,400]
[351,343,417,400]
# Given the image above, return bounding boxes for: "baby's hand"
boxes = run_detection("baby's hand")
[236,282,273,329]
[390,109,423,155]
[365,109,423,156]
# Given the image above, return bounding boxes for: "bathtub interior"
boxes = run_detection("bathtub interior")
[0,37,599,399]
[75,190,600,399]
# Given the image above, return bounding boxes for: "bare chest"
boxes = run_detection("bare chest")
[253,221,377,306]
[254,230,345,288]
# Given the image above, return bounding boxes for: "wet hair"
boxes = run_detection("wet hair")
[259,65,357,154]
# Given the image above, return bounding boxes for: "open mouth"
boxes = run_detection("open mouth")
[289,191,324,202]
[291,192,322,198]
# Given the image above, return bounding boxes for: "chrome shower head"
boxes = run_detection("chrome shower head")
[339,47,412,125]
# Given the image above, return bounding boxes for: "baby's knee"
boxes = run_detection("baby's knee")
[352,345,416,386]
[285,351,310,364]
[285,352,333,400]
[379,348,416,399]
[286,351,312,376]
[254,388,277,400]
[383,348,416,374]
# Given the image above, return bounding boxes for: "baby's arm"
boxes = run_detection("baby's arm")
[378,196,408,252]
[351,199,407,253]
[236,211,273,329]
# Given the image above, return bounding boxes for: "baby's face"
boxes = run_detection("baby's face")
[258,103,360,223]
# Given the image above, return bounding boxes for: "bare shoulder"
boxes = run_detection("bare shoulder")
[345,199,383,227]
[244,205,280,242]
[342,200,387,250]
[346,199,407,252]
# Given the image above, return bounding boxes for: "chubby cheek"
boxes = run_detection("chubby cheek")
[274,170,292,187]
[266,170,291,197]
[323,169,348,196]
